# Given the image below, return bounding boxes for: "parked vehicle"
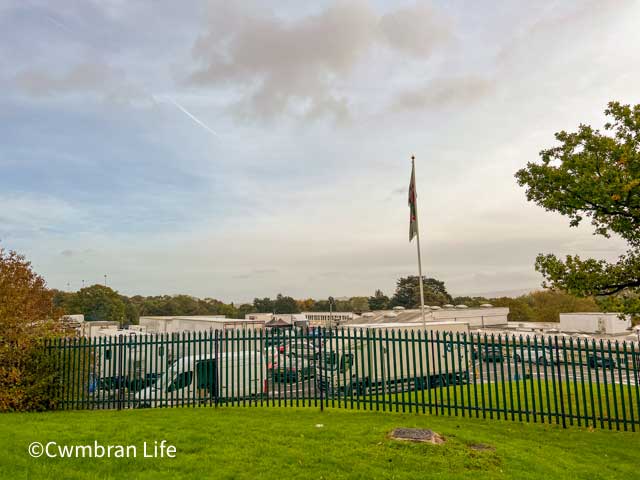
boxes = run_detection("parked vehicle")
[513,346,558,366]
[317,322,471,396]
[268,356,315,383]
[588,354,616,369]
[135,351,266,408]
[481,346,504,363]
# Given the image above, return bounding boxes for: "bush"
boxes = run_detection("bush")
[0,248,66,411]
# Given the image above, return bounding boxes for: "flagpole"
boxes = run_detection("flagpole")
[412,155,427,328]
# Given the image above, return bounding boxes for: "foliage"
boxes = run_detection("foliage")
[235,303,256,319]
[390,276,453,308]
[516,101,640,314]
[349,296,370,312]
[489,290,599,323]
[65,285,126,325]
[368,289,390,310]
[273,294,300,314]
[253,297,274,313]
[451,296,491,308]
[0,248,65,412]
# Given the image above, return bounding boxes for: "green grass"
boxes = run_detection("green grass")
[373,380,640,428]
[1,406,639,479]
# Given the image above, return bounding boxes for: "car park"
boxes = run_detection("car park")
[481,346,504,363]
[513,346,559,366]
[588,354,616,369]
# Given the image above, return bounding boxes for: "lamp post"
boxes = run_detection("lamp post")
[328,297,335,329]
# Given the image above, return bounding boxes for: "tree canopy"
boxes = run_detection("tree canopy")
[390,276,452,308]
[516,101,640,315]
[368,289,390,310]
[0,249,65,411]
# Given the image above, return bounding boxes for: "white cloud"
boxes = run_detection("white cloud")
[188,1,451,120]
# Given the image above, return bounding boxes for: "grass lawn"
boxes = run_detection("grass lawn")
[1,406,639,480]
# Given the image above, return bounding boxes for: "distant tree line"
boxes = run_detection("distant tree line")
[51,275,606,326]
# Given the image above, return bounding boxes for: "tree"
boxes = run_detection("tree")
[368,290,389,310]
[451,296,490,307]
[489,291,600,322]
[253,297,274,313]
[273,294,300,314]
[349,296,370,313]
[235,303,256,319]
[120,295,139,325]
[67,285,126,324]
[516,101,640,315]
[297,298,316,312]
[391,276,452,308]
[0,248,65,411]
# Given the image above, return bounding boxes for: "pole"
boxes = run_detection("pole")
[412,156,427,328]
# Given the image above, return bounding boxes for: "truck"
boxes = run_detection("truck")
[316,321,471,396]
[135,351,266,408]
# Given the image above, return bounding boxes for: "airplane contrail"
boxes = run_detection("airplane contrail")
[31,4,223,140]
[162,97,220,138]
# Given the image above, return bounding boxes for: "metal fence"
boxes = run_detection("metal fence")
[45,328,640,431]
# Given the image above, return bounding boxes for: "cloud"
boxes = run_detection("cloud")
[13,62,149,104]
[391,75,492,111]
[60,249,74,257]
[379,4,450,57]
[188,1,450,120]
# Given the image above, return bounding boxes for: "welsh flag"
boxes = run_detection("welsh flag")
[408,158,418,242]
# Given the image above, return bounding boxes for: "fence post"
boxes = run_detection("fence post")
[117,334,123,411]
[319,328,324,412]
[554,336,567,428]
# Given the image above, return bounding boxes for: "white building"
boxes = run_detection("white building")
[431,307,509,327]
[139,315,264,334]
[559,313,630,335]
[303,311,358,325]
[245,313,274,322]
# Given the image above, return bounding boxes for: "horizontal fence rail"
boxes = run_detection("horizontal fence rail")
[45,328,640,431]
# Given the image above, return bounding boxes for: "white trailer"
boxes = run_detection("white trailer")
[559,313,630,335]
[317,321,471,396]
[135,351,266,408]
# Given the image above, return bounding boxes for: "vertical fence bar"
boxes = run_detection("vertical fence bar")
[436,331,444,416]
[591,339,604,429]
[554,336,567,428]
[505,335,514,422]
[569,337,580,427]
[632,342,640,429]
[601,339,612,429]
[623,341,635,431]
[577,338,590,428]
[411,330,419,414]
[444,332,452,417]
[475,333,483,419]
[385,329,391,413]
[487,334,496,420]
[608,340,619,430]
[399,329,407,413]
[615,341,627,431]
[518,336,528,423]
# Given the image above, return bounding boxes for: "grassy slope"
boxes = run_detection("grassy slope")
[1,407,639,480]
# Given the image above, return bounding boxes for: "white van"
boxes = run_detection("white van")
[135,351,266,408]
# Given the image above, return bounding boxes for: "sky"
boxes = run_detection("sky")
[1,0,638,302]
